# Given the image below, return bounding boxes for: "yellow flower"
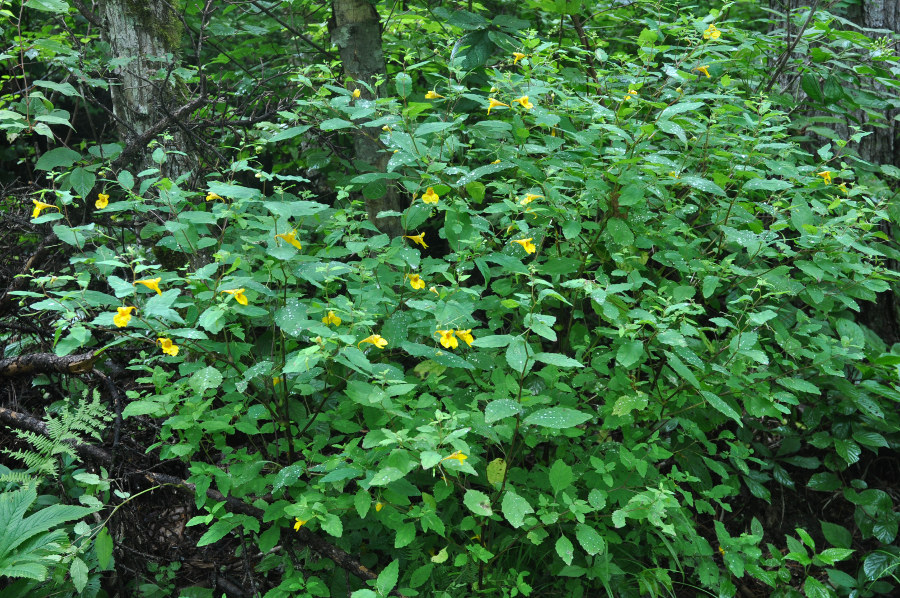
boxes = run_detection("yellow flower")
[817,171,832,184]
[403,233,428,248]
[95,193,109,209]
[352,88,361,98]
[624,89,638,101]
[273,376,281,386]
[425,90,445,100]
[491,159,501,164]
[703,24,721,40]
[429,286,439,296]
[455,329,474,346]
[407,273,426,290]
[113,306,136,328]
[205,192,222,201]
[520,193,543,205]
[487,98,509,115]
[358,334,388,349]
[275,230,303,250]
[382,125,391,132]
[157,337,179,356]
[31,199,57,219]
[436,329,458,349]
[322,310,342,326]
[221,288,248,305]
[375,502,384,512]
[839,183,849,194]
[512,52,526,65]
[293,518,308,531]
[421,187,439,204]
[511,238,536,254]
[134,277,162,295]
[692,65,711,78]
[718,545,725,555]
[441,450,467,463]
[513,96,533,109]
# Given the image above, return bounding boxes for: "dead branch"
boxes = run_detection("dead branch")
[0,351,99,377]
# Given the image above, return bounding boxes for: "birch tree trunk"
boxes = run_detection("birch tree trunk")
[99,0,198,183]
[331,0,403,237]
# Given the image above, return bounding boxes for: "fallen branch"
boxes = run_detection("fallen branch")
[0,351,99,377]
[0,405,406,597]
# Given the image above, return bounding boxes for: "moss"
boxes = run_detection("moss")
[120,0,183,53]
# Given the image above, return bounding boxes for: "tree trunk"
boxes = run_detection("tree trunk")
[331,0,403,237]
[98,0,198,183]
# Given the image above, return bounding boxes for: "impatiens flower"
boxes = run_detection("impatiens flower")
[513,96,533,109]
[352,88,361,98]
[113,306,136,328]
[511,238,537,254]
[358,334,388,349]
[293,518,307,531]
[273,376,281,386]
[404,233,428,248]
[624,89,638,101]
[520,193,543,205]
[425,90,445,100]
[421,187,439,204]
[491,159,501,164]
[158,337,179,356]
[703,24,721,40]
[31,199,57,219]
[839,183,849,194]
[382,125,391,132]
[455,329,474,346]
[322,310,342,326]
[692,65,711,78]
[407,273,425,290]
[512,52,526,65]
[441,450,468,463]
[95,193,109,209]
[430,286,439,296]
[275,230,303,250]
[436,329,458,349]
[375,502,384,512]
[817,171,832,184]
[134,277,162,295]
[205,192,222,201]
[487,98,509,115]
[221,288,248,305]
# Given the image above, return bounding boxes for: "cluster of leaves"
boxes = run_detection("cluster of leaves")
[3,1,900,597]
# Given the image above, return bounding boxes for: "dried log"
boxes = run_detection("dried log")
[0,351,99,377]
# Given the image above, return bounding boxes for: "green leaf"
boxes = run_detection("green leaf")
[505,337,529,370]
[524,407,591,429]
[189,366,223,395]
[801,73,823,102]
[409,563,433,588]
[658,101,704,120]
[549,460,574,495]
[395,72,412,98]
[816,548,854,566]
[607,218,634,245]
[555,534,575,565]
[463,489,492,517]
[69,167,95,198]
[395,522,416,548]
[321,513,343,537]
[616,340,643,368]
[575,523,606,556]
[501,490,533,528]
[681,176,726,196]
[375,561,398,596]
[35,147,81,171]
[743,178,792,191]
[471,334,513,347]
[197,519,240,547]
[532,352,583,368]
[268,125,312,142]
[803,576,831,598]
[486,458,507,485]
[320,118,355,131]
[70,557,88,593]
[94,526,114,570]
[484,399,521,424]
[700,391,742,425]
[612,393,648,416]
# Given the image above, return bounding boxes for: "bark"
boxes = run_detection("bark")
[98,0,199,182]
[331,0,403,236]
[0,351,99,377]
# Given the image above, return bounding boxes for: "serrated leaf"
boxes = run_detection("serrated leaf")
[616,340,643,368]
[700,391,742,425]
[197,519,240,547]
[376,560,399,595]
[524,407,591,429]
[395,72,412,98]
[501,490,533,528]
[555,534,575,565]
[575,523,606,556]
[548,460,574,495]
[463,489,492,516]
[486,458,507,485]
[484,399,521,424]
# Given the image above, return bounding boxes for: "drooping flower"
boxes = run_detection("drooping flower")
[436,329,458,349]
[96,193,109,209]
[158,338,179,356]
[624,89,639,101]
[403,233,428,248]
[441,450,468,463]
[322,310,342,326]
[425,90,445,100]
[407,273,425,290]
[511,238,537,254]
[455,329,474,346]
[221,288,248,305]
[358,334,388,349]
[512,52,526,65]
[113,306,136,328]
[429,286,439,296]
[513,96,533,109]
[421,187,439,204]
[487,98,509,115]
[817,171,832,184]
[205,192,222,201]
[352,88,361,98]
[275,230,303,250]
[491,159,501,164]
[703,24,721,40]
[838,183,849,194]
[293,518,308,531]
[134,277,162,295]
[31,199,57,219]
[692,65,711,78]
[375,502,384,512]
[273,376,281,386]
[382,125,391,132]
[520,193,543,205]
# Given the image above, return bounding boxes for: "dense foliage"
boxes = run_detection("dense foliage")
[1,1,900,597]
